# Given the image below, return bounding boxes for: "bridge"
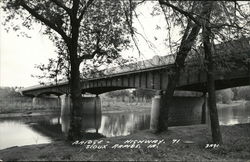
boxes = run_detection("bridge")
[21,37,250,97]
[20,37,250,131]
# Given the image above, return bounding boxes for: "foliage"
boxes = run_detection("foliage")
[216,89,234,104]
[1,0,132,84]
[232,86,250,100]
[1,0,136,140]
[132,89,155,99]
[155,1,250,72]
[0,87,22,98]
[105,90,131,99]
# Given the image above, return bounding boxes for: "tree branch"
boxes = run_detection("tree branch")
[158,0,200,25]
[19,1,70,43]
[79,31,100,61]
[51,0,71,14]
[210,22,243,29]
[72,0,80,16]
[78,0,95,22]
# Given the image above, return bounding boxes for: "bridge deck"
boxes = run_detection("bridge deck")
[21,37,250,96]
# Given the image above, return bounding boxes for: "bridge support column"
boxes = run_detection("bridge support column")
[150,91,163,132]
[81,95,101,115]
[32,96,39,108]
[150,92,205,131]
[81,95,102,133]
[60,94,71,116]
[57,96,61,108]
[201,92,207,124]
[60,94,102,134]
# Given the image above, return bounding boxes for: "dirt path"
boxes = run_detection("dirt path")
[0,123,249,161]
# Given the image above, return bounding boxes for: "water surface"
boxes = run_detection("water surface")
[0,103,250,150]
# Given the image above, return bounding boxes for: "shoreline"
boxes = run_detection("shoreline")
[0,123,249,161]
[0,103,151,118]
[0,99,248,118]
[0,100,249,161]
[217,100,248,108]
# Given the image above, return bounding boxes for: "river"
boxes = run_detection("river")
[0,102,250,150]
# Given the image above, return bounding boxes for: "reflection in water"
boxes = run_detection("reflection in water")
[61,115,70,135]
[59,113,149,137]
[0,120,51,150]
[60,114,102,137]
[218,106,250,125]
[0,104,250,150]
[99,113,150,137]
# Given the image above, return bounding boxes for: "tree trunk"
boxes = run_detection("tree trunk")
[202,1,222,144]
[67,15,83,140]
[67,57,83,140]
[157,23,201,132]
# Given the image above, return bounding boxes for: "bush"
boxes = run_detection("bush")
[216,89,234,104]
[233,86,250,100]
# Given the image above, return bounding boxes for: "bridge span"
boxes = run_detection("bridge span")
[20,37,250,131]
[21,37,250,97]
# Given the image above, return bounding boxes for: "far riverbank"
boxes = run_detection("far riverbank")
[1,99,249,118]
[0,100,151,118]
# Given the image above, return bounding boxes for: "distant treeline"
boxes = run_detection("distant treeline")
[1,86,250,105]
[105,86,250,104]
[0,87,60,113]
[104,89,155,103]
[0,87,23,98]
[216,86,250,104]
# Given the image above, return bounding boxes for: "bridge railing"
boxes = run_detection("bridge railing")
[103,54,176,75]
[20,37,250,93]
[90,37,250,78]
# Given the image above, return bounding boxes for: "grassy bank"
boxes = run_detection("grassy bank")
[102,101,151,113]
[0,96,151,117]
[0,97,60,114]
[0,123,249,161]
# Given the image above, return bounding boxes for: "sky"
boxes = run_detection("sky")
[0,2,173,88]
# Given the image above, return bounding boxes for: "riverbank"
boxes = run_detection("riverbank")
[0,123,249,161]
[0,100,151,118]
[217,100,248,109]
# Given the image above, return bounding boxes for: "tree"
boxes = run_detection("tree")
[157,0,203,132]
[156,0,250,144]
[216,89,234,104]
[201,1,222,144]
[106,90,131,102]
[132,89,155,102]
[2,0,131,140]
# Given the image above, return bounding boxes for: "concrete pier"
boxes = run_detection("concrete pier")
[60,95,102,135]
[150,93,205,131]
[60,94,102,116]
[150,92,162,131]
[32,97,39,108]
[60,94,71,116]
[80,96,101,115]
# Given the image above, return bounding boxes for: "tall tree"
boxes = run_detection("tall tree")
[156,0,250,144]
[2,0,131,140]
[157,0,203,132]
[201,1,222,144]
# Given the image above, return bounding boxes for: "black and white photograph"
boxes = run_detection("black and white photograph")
[0,0,250,161]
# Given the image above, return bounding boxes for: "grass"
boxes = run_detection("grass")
[0,124,249,161]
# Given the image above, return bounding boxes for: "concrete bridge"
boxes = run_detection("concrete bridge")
[21,37,250,97]
[20,37,250,132]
